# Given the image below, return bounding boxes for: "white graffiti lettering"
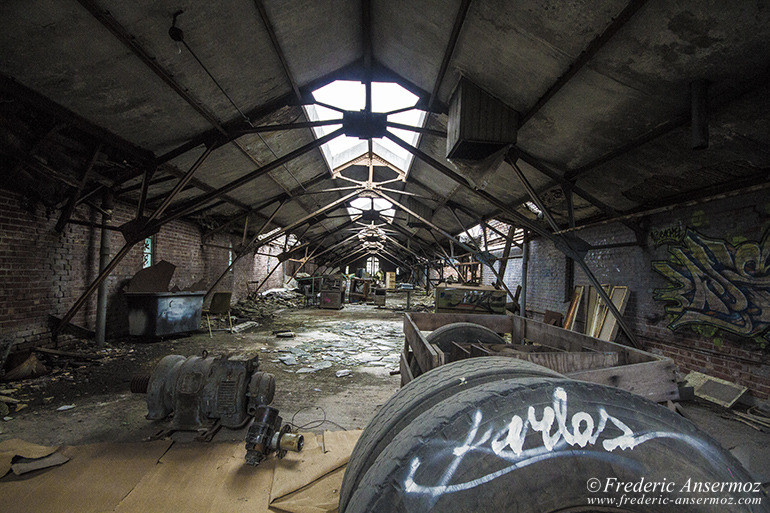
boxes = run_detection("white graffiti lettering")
[487,387,641,456]
[404,387,704,497]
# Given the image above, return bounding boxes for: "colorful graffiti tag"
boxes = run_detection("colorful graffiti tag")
[652,227,770,341]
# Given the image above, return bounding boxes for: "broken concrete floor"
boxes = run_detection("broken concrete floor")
[0,304,402,446]
[1,300,769,486]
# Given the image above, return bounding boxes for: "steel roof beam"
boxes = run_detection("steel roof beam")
[428,0,472,112]
[520,0,648,125]
[254,0,302,102]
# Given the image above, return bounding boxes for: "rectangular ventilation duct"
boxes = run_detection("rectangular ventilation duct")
[447,78,519,161]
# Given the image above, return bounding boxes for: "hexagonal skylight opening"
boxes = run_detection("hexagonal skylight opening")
[303,80,426,175]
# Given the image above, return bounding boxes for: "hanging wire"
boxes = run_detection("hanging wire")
[170,11,328,225]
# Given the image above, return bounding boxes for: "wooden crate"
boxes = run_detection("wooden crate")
[402,312,678,403]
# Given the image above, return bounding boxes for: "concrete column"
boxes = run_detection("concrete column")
[95,190,113,347]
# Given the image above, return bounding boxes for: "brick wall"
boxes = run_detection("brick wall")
[0,189,292,351]
[205,235,291,299]
[520,188,770,400]
[481,249,522,292]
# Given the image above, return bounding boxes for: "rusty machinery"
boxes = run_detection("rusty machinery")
[131,352,302,465]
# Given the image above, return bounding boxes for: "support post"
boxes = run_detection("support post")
[521,230,529,317]
[136,165,156,219]
[95,190,113,347]
[496,224,515,288]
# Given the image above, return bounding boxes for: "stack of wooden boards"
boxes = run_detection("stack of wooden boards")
[563,284,630,341]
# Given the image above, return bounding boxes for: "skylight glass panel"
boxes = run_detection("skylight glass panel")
[313,80,366,110]
[304,80,426,174]
[371,82,418,113]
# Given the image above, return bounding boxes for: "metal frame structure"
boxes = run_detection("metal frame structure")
[29,0,767,349]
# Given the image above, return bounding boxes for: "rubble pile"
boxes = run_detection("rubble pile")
[231,289,305,320]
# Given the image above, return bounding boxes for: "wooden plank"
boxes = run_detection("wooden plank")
[568,359,679,403]
[449,341,471,362]
[564,285,584,331]
[598,286,630,341]
[34,347,99,360]
[403,313,443,374]
[409,312,513,333]
[590,284,611,337]
[400,351,414,386]
[470,343,494,357]
[512,351,619,374]
[584,286,598,335]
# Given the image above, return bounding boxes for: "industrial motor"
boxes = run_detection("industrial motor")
[244,405,304,466]
[132,353,276,430]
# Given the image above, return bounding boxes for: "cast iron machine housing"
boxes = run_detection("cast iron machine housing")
[132,352,302,465]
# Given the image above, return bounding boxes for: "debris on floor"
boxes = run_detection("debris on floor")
[3,354,48,381]
[269,320,402,373]
[386,290,434,312]
[278,355,298,366]
[231,320,259,333]
[231,289,305,320]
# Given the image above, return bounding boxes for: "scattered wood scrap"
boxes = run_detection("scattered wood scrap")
[3,354,48,381]
[231,321,258,333]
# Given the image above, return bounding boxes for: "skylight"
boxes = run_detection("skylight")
[350,197,396,223]
[304,80,426,174]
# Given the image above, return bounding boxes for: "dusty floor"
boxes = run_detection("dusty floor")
[0,301,408,446]
[1,295,769,485]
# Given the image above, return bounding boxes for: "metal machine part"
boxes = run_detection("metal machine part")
[244,405,304,466]
[132,352,276,431]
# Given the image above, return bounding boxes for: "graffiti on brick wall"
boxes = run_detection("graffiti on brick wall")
[652,227,770,342]
[649,221,685,247]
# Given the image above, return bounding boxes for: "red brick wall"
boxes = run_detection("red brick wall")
[520,189,770,400]
[0,189,284,350]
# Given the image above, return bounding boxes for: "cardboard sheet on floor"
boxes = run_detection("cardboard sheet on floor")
[0,431,361,513]
[270,430,360,502]
[0,440,172,513]
[270,466,347,513]
[0,439,59,476]
[115,441,277,513]
[116,430,361,513]
[269,430,361,512]
[11,451,70,475]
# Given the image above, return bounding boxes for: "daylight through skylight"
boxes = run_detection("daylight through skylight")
[304,80,426,174]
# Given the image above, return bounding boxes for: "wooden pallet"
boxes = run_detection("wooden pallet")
[402,312,678,403]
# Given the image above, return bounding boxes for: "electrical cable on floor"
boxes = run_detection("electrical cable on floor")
[288,405,347,431]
